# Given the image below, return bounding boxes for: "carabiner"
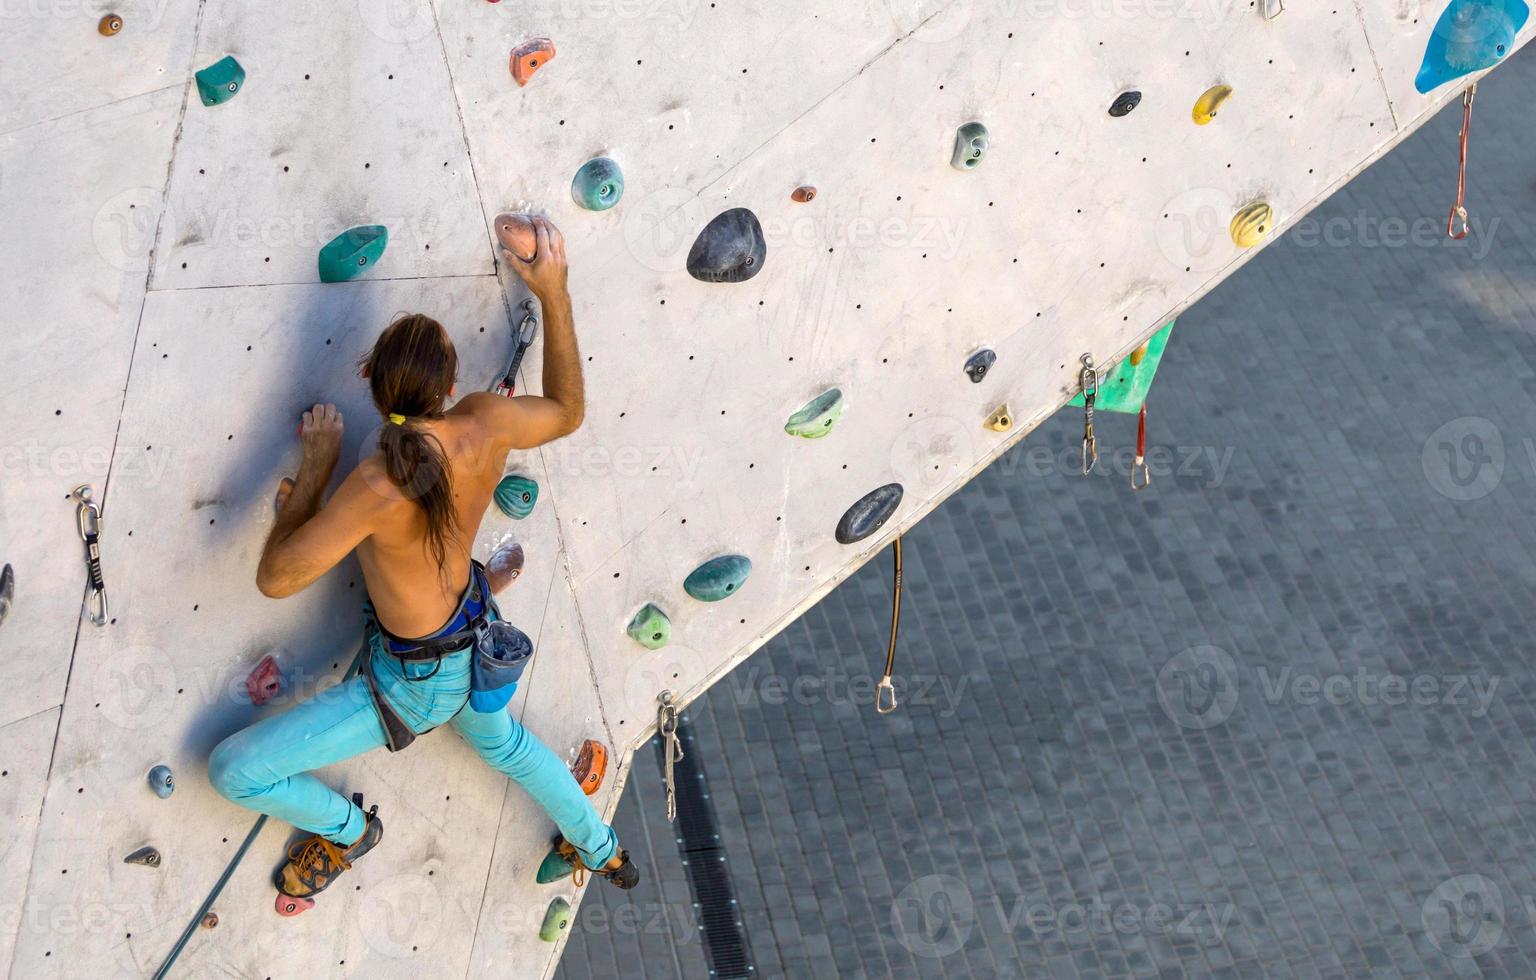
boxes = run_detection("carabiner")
[657,690,684,822]
[1446,84,1475,241]
[876,677,898,714]
[1079,354,1099,475]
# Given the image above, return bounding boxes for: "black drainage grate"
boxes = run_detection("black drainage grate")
[656,713,754,979]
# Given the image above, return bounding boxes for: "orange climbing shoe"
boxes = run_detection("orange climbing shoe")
[274,802,383,902]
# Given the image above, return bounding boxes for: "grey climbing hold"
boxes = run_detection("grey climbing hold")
[0,563,12,630]
[963,349,995,383]
[836,484,903,545]
[1108,90,1142,117]
[784,388,844,438]
[950,122,989,170]
[124,846,161,868]
[626,603,672,650]
[148,765,174,798]
[686,208,766,283]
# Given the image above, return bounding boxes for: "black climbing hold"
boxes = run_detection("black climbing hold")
[0,563,12,630]
[686,208,766,283]
[835,484,903,545]
[124,846,161,868]
[963,349,995,384]
[1108,90,1141,117]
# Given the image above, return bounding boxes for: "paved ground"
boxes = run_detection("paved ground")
[558,48,1536,980]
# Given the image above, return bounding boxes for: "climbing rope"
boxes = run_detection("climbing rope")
[72,485,107,626]
[875,536,903,714]
[1079,354,1099,474]
[1130,403,1151,491]
[1447,84,1476,241]
[657,690,684,822]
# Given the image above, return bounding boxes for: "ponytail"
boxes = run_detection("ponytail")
[362,314,461,571]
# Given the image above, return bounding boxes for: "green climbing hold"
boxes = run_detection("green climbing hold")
[195,56,245,107]
[1067,321,1174,414]
[571,157,624,211]
[784,388,844,438]
[684,554,751,602]
[536,847,575,884]
[626,603,672,650]
[539,897,572,942]
[317,225,387,283]
[493,475,538,520]
[950,122,989,170]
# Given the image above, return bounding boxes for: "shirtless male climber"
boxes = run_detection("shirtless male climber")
[208,217,637,906]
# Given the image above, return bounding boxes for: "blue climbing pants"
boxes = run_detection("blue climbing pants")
[208,624,617,870]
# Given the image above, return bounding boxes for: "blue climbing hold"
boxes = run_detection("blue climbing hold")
[195,56,245,107]
[1415,0,1528,93]
[493,475,538,520]
[148,765,174,799]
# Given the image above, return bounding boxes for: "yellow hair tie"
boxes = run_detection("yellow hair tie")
[387,413,406,426]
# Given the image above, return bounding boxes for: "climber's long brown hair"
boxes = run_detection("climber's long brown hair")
[361,314,460,570]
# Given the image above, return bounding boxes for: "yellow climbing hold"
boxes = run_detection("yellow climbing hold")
[1192,84,1233,125]
[1230,201,1273,248]
[984,404,1013,433]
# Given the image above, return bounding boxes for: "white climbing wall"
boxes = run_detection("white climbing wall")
[0,0,1528,976]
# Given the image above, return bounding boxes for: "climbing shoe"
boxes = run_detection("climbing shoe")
[538,835,639,890]
[275,800,383,899]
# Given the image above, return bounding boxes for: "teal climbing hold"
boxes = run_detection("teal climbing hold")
[195,56,245,107]
[950,122,989,170]
[536,847,574,883]
[494,475,538,520]
[1415,0,1527,93]
[571,157,624,211]
[684,554,751,602]
[317,226,387,283]
[626,603,672,650]
[784,388,844,438]
[540,897,572,942]
[1067,321,1174,414]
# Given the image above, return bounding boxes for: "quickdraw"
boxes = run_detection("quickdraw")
[1130,403,1151,491]
[657,690,684,822]
[73,485,107,626]
[1447,84,1476,241]
[875,536,903,715]
[494,298,540,396]
[1079,354,1099,474]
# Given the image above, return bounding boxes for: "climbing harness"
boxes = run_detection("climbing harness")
[1259,0,1284,20]
[1448,84,1476,241]
[1130,404,1151,491]
[72,485,107,626]
[1079,354,1099,475]
[875,536,903,715]
[657,690,684,822]
[495,298,539,396]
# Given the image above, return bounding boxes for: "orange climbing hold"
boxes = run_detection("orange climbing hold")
[571,739,607,796]
[98,13,122,35]
[791,186,817,203]
[510,38,556,87]
[495,212,538,261]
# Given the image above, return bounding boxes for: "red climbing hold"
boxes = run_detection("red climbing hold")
[510,39,556,87]
[571,739,607,796]
[791,186,817,203]
[494,212,538,262]
[246,654,282,705]
[275,893,313,917]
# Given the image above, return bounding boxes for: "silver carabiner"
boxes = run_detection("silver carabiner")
[1079,354,1099,475]
[657,690,684,822]
[72,485,108,626]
